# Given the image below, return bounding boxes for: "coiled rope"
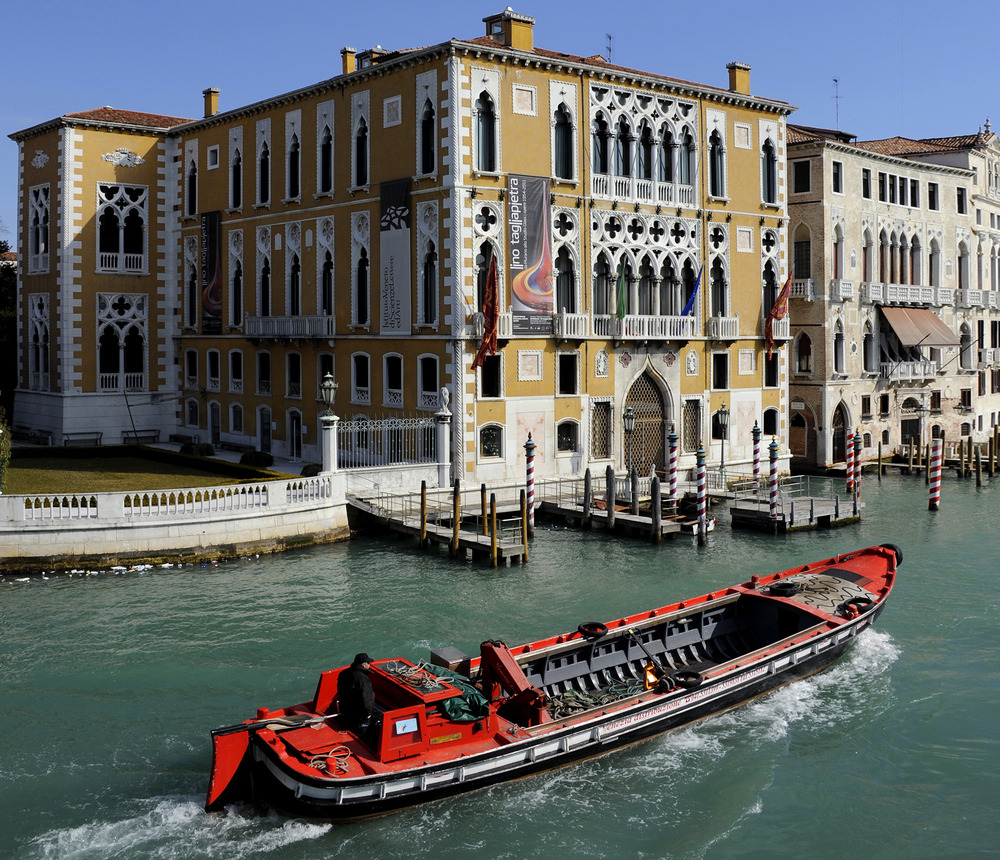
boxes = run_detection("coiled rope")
[310,744,353,774]
[547,681,645,719]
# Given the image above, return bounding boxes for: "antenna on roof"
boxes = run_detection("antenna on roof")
[833,78,841,130]
[606,33,613,63]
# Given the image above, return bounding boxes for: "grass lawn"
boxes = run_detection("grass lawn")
[5,456,259,495]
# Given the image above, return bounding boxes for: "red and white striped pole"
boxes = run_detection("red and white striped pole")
[769,436,780,520]
[853,430,862,497]
[845,428,855,494]
[752,421,762,489]
[929,437,942,510]
[667,425,679,505]
[523,433,536,538]
[696,441,707,544]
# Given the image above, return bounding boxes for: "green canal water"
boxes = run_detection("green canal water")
[1,472,997,859]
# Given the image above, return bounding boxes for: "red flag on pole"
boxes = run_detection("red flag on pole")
[472,254,499,370]
[765,267,793,359]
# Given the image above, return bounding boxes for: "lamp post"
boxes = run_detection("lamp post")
[319,372,339,473]
[623,404,636,476]
[718,402,730,486]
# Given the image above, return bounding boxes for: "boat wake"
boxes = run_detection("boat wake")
[28,797,331,860]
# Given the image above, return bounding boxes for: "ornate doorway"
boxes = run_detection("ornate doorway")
[624,372,667,474]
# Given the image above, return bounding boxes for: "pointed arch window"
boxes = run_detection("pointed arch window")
[230,149,242,208]
[761,138,778,204]
[258,142,270,204]
[594,254,612,316]
[475,91,497,172]
[710,258,727,317]
[355,117,369,186]
[556,247,576,313]
[657,127,674,183]
[679,132,695,186]
[187,160,197,216]
[593,114,610,175]
[833,322,846,374]
[796,332,813,373]
[231,260,243,327]
[355,247,369,325]
[287,133,300,199]
[421,243,437,324]
[762,261,778,316]
[289,253,301,315]
[708,130,725,197]
[614,118,631,177]
[420,100,436,175]
[96,184,147,273]
[319,126,333,193]
[554,104,573,180]
[637,125,653,181]
[259,256,271,316]
[321,251,334,316]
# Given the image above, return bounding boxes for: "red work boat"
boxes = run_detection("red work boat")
[206,544,900,821]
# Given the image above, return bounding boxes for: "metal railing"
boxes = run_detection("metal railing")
[337,416,437,468]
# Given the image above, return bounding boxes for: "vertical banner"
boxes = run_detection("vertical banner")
[508,175,553,335]
[380,178,412,335]
[201,211,222,334]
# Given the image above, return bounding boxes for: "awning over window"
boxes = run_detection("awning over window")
[880,307,960,348]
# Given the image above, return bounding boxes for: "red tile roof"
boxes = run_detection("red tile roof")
[64,107,192,129]
[853,136,955,156]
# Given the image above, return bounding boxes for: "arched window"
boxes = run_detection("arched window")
[638,125,653,181]
[594,254,612,316]
[231,403,244,434]
[556,247,576,314]
[351,353,370,403]
[287,352,302,398]
[354,117,368,186]
[187,160,197,216]
[187,265,198,328]
[321,251,334,316]
[794,225,812,280]
[614,118,631,177]
[355,247,369,325]
[929,240,941,287]
[833,322,846,374]
[258,142,270,204]
[862,231,873,283]
[679,131,695,186]
[593,114,610,175]
[257,351,271,395]
[289,253,301,316]
[761,138,777,204]
[259,256,271,316]
[319,127,333,193]
[421,243,437,324]
[833,224,844,280]
[230,149,242,209]
[657,127,674,183]
[479,424,503,458]
[420,100,436,175]
[475,92,497,172]
[557,420,579,453]
[708,129,724,197]
[229,350,243,393]
[762,408,779,436]
[96,184,147,272]
[554,104,573,180]
[475,241,495,311]
[383,354,403,406]
[795,332,813,373]
[660,258,679,315]
[710,258,727,317]
[231,259,243,327]
[287,133,300,198]
[639,256,655,315]
[863,324,876,373]
[762,260,778,315]
[960,324,973,370]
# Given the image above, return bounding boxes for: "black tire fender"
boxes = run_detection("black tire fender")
[578,621,609,640]
[880,543,903,566]
[674,670,703,690]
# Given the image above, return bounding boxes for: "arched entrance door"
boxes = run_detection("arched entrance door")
[624,372,667,474]
[831,403,847,462]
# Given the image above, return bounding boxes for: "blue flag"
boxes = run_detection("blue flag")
[681,265,704,317]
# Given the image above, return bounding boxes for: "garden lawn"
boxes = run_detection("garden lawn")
[6,456,251,495]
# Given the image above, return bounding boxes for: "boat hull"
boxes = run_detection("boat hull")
[247,609,877,821]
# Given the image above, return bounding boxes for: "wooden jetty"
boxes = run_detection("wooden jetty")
[729,476,863,533]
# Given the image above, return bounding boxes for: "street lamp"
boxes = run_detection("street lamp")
[718,402,730,484]
[320,372,339,416]
[623,405,636,475]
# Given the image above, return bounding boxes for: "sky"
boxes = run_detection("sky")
[2,0,996,251]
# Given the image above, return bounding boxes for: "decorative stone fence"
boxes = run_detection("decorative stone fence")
[0,473,351,573]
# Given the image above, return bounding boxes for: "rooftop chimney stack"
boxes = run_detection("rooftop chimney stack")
[727,62,751,95]
[341,47,356,75]
[203,87,220,118]
[483,7,535,52]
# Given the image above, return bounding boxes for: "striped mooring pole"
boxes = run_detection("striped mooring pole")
[853,430,863,497]
[769,436,780,520]
[667,426,679,506]
[696,441,707,545]
[523,433,536,538]
[845,428,855,494]
[929,437,943,510]
[752,421,762,489]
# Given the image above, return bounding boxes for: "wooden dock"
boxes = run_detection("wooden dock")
[730,492,862,533]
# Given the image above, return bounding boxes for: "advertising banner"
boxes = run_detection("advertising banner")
[380,178,412,335]
[200,211,223,334]
[508,174,553,335]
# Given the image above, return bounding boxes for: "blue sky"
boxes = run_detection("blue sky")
[1,0,993,250]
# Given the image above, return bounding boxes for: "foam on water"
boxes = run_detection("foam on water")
[29,798,331,859]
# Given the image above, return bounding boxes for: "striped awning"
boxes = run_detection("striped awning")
[880,307,959,348]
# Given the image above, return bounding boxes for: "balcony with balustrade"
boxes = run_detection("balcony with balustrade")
[99,372,145,391]
[472,311,513,340]
[244,315,336,340]
[979,348,1000,368]
[861,282,954,307]
[553,311,589,340]
[879,360,937,382]
[829,279,854,302]
[590,174,695,208]
[98,253,144,274]
[593,314,696,341]
[789,279,814,301]
[708,315,739,340]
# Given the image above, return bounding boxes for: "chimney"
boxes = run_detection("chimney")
[483,7,535,52]
[203,87,220,118]
[341,47,356,75]
[727,62,751,96]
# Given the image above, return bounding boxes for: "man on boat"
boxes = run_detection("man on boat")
[336,653,376,736]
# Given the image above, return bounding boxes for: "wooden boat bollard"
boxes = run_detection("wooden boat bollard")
[630,467,639,516]
[450,479,460,558]
[877,440,883,482]
[481,484,488,536]
[582,468,593,531]
[606,465,616,531]
[420,481,428,548]
[520,489,529,564]
[650,476,661,543]
[490,494,498,568]
[976,446,983,487]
